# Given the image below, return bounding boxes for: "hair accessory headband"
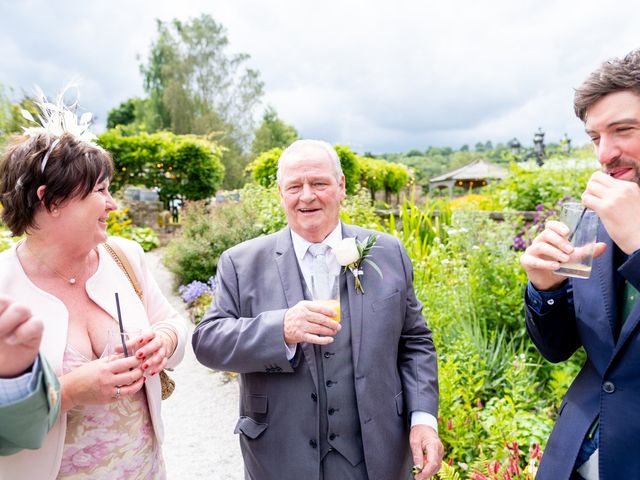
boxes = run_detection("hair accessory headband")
[20,84,97,172]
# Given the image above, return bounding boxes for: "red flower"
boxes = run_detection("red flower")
[529,443,541,460]
[471,473,489,480]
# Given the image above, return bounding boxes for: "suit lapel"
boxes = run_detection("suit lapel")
[617,295,640,353]
[341,223,364,371]
[597,225,640,362]
[594,224,618,342]
[274,227,319,389]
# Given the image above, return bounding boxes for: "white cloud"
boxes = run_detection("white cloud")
[0,0,638,152]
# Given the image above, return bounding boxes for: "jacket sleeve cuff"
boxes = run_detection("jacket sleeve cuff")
[526,281,568,315]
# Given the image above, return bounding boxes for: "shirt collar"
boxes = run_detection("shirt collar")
[290,222,343,262]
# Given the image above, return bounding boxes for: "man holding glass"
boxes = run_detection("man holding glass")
[193,139,442,479]
[520,49,640,479]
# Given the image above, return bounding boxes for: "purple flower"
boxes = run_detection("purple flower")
[178,280,212,303]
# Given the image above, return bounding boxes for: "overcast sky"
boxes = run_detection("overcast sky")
[1,0,638,153]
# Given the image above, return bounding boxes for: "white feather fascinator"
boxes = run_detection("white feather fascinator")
[20,84,97,172]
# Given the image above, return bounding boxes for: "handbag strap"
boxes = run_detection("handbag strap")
[103,240,143,300]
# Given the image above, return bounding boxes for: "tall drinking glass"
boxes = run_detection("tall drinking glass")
[556,202,599,279]
[310,274,341,322]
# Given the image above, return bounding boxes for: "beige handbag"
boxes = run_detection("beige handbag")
[103,240,176,400]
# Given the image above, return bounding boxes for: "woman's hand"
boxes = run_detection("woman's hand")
[60,355,145,411]
[132,329,176,377]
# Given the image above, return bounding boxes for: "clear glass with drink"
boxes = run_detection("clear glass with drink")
[310,273,341,322]
[106,328,143,359]
[555,202,599,279]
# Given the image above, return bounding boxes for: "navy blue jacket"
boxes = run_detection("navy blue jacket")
[525,223,640,480]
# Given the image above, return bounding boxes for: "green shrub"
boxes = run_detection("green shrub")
[340,187,382,231]
[164,185,286,286]
[488,158,597,211]
[246,147,282,188]
[334,145,360,195]
[107,208,159,251]
[98,130,225,205]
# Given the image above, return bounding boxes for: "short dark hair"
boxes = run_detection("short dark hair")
[0,133,113,235]
[574,49,640,122]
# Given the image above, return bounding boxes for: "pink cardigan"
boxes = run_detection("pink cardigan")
[0,237,188,480]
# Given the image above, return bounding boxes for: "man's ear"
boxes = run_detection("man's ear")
[277,184,285,208]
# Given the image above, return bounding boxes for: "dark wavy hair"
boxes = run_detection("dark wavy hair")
[0,133,113,235]
[574,48,640,122]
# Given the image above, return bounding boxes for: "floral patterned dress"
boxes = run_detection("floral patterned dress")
[57,344,165,479]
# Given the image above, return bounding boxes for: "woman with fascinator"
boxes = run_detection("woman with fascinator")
[0,88,187,479]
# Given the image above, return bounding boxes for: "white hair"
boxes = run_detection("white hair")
[276,139,343,185]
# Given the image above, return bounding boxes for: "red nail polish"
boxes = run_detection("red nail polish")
[139,339,145,344]
[137,352,144,359]
[143,364,149,370]
[151,371,156,376]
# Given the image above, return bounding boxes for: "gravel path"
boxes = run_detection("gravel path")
[145,249,243,480]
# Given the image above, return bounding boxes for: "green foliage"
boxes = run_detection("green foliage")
[251,107,298,157]
[240,184,287,235]
[97,130,225,205]
[164,184,286,285]
[357,156,412,201]
[436,462,462,480]
[488,158,598,211]
[139,14,264,149]
[388,199,451,260]
[385,162,411,195]
[0,84,12,147]
[449,194,500,211]
[107,98,140,129]
[106,209,159,251]
[105,97,156,134]
[247,148,411,198]
[246,147,282,188]
[340,188,383,230]
[358,156,386,200]
[0,86,37,149]
[334,145,360,195]
[386,148,476,193]
[0,229,22,253]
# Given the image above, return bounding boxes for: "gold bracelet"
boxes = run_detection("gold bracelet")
[153,326,177,356]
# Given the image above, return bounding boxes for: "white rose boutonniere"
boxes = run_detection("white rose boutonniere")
[334,235,383,294]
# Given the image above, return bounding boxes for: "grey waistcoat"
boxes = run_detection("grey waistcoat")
[304,273,365,466]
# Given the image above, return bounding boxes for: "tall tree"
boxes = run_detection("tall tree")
[139,14,264,189]
[251,107,298,157]
[139,14,264,147]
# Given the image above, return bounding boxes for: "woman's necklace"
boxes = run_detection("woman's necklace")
[23,241,80,285]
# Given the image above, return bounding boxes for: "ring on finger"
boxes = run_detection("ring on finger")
[115,386,121,400]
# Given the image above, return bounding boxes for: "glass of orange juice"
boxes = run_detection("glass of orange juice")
[310,273,340,322]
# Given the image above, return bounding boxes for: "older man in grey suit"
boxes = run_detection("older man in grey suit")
[193,139,443,480]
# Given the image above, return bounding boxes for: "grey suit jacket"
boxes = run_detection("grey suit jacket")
[193,223,438,480]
